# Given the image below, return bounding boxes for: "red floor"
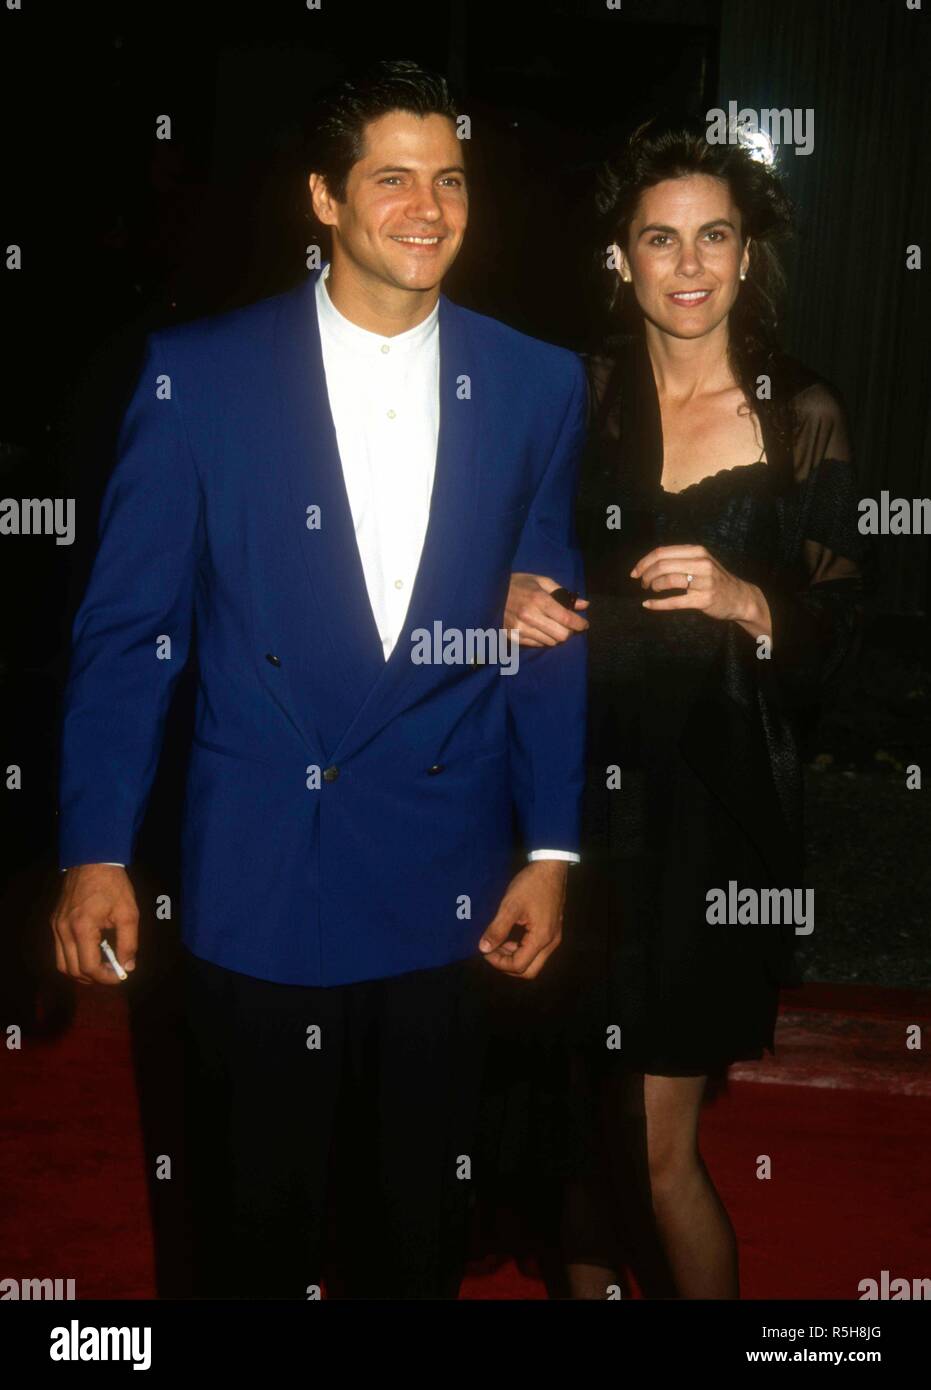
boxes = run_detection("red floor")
[2,981,929,1299]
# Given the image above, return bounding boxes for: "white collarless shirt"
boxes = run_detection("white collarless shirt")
[315,262,439,663]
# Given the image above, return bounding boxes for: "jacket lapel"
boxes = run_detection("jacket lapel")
[272,270,384,754]
[328,291,479,762]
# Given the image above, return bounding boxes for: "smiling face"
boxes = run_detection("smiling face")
[309,109,468,297]
[616,174,750,341]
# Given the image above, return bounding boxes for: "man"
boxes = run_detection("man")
[51,60,588,1299]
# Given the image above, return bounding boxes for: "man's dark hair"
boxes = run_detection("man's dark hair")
[307,59,461,202]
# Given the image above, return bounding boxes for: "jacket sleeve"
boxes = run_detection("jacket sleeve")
[504,356,589,853]
[57,333,205,869]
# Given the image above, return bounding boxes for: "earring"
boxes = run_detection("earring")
[740,271,747,281]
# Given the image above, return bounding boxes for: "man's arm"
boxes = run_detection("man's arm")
[52,333,204,981]
[504,356,588,856]
[57,332,203,866]
[478,357,588,978]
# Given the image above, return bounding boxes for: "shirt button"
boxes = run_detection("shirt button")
[322,766,339,783]
[387,409,396,419]
[394,578,404,589]
[380,344,390,354]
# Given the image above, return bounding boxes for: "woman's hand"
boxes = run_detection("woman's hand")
[505,573,590,648]
[631,545,772,639]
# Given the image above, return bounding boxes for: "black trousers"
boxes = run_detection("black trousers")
[182,946,489,1300]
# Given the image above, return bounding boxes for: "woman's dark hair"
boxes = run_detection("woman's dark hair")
[595,115,796,451]
[307,59,461,202]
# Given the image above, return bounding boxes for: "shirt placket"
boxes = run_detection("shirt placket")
[375,342,414,658]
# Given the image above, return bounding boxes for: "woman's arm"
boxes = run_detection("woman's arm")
[754,381,873,705]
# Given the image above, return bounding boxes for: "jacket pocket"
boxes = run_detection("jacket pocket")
[191,734,276,766]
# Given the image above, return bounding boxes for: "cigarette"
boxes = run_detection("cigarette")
[100,939,128,981]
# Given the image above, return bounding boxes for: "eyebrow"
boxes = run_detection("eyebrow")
[368,164,467,178]
[638,219,737,236]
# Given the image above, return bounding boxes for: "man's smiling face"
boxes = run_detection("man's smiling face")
[311,109,468,294]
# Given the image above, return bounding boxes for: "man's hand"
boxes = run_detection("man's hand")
[504,572,590,648]
[51,864,139,986]
[478,859,567,979]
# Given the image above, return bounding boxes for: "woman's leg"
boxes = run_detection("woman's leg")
[562,1067,673,1299]
[562,1174,623,1299]
[643,1073,739,1299]
[561,1052,623,1298]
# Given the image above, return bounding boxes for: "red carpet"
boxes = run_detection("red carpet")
[2,981,929,1300]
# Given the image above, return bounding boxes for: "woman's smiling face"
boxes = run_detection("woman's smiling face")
[616,174,750,340]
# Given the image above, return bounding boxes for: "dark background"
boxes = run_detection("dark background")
[1,0,929,1042]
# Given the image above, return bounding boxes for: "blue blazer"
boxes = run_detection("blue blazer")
[58,268,588,985]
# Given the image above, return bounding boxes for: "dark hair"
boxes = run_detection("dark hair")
[595,115,796,452]
[307,59,461,202]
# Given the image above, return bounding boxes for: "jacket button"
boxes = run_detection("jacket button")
[427,764,444,775]
[265,653,281,667]
[322,765,339,782]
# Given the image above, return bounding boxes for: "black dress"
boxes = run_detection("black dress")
[470,334,871,1278]
[565,333,870,1077]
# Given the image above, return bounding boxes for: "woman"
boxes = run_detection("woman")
[504,118,870,1298]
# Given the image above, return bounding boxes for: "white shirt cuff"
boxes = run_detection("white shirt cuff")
[60,863,125,872]
[527,849,580,864]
